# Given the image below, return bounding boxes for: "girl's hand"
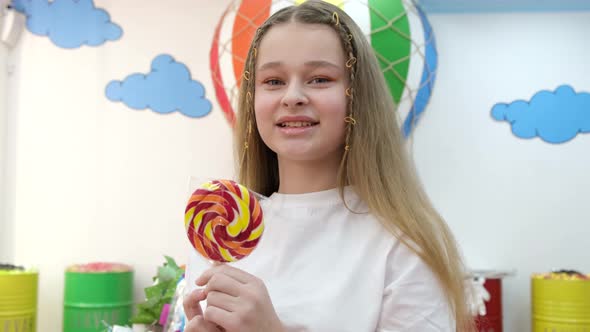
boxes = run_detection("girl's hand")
[183,289,223,332]
[196,264,284,332]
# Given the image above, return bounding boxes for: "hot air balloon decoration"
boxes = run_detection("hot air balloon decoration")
[210,0,437,137]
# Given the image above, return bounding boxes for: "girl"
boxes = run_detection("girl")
[184,1,474,331]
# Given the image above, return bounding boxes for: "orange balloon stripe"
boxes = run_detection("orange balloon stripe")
[232,0,271,87]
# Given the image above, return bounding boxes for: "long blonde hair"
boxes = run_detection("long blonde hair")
[234,1,474,330]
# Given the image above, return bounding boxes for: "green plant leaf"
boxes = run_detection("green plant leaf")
[145,282,167,299]
[130,256,185,325]
[164,255,179,270]
[158,265,176,282]
[129,311,158,324]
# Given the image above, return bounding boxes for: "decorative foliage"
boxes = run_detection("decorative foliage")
[130,256,185,326]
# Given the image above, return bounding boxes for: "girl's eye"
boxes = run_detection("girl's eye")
[264,79,284,86]
[310,77,330,84]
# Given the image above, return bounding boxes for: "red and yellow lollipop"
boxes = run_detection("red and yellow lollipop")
[184,180,264,263]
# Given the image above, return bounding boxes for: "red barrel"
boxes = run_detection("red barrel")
[474,278,503,332]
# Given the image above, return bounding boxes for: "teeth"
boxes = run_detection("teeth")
[280,122,314,128]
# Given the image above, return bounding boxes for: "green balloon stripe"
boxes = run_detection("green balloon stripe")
[368,0,411,104]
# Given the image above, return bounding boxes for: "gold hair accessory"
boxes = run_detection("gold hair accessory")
[346,56,357,68]
[348,34,353,41]
[246,91,252,103]
[344,116,357,125]
[243,71,251,81]
[332,12,340,26]
[345,87,353,97]
[244,142,249,149]
[344,145,350,151]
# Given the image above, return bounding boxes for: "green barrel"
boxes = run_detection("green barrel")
[0,270,39,332]
[63,264,133,332]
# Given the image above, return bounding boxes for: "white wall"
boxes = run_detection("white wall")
[0,41,9,263]
[2,1,590,331]
[413,11,590,332]
[8,0,233,330]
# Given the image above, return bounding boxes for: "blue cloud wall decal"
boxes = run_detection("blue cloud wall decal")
[106,54,212,118]
[12,0,122,49]
[491,85,590,144]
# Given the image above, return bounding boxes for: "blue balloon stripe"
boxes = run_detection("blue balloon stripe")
[403,5,438,137]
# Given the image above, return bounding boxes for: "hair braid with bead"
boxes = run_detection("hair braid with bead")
[330,11,358,185]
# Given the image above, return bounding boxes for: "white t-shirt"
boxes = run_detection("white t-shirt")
[185,187,454,332]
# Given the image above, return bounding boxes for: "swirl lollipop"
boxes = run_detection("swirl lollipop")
[184,179,264,263]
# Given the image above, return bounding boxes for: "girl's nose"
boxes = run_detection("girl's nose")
[281,83,308,108]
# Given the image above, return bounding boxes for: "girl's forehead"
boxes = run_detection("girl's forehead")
[256,22,345,65]
[259,22,341,48]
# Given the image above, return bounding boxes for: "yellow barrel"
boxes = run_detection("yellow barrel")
[532,272,590,331]
[0,269,39,332]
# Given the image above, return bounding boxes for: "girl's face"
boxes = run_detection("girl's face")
[254,22,348,166]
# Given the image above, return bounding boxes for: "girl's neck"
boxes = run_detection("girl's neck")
[276,155,341,194]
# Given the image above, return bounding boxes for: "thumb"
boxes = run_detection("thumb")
[183,288,206,320]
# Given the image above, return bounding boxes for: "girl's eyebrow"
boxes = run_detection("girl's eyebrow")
[257,60,341,72]
[304,60,341,70]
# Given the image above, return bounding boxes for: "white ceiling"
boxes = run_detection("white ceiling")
[417,0,590,13]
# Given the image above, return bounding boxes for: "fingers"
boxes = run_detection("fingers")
[183,289,206,320]
[184,315,224,332]
[204,271,242,297]
[196,264,251,286]
[203,305,235,331]
[206,290,238,312]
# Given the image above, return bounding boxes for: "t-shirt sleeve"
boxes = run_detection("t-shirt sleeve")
[377,240,456,332]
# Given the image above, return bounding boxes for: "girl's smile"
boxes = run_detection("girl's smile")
[276,115,319,135]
